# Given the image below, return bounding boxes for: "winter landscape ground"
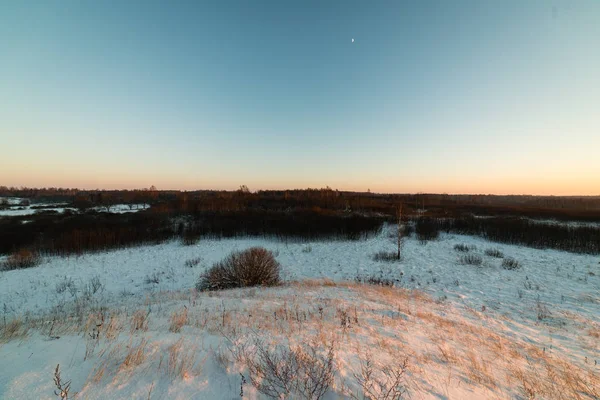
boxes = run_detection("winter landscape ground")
[1,197,598,399]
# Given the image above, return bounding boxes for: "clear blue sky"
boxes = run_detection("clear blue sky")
[1,1,599,194]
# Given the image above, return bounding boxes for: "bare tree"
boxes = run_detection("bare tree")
[100,193,114,213]
[239,185,250,194]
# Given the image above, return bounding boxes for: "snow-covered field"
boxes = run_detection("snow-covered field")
[1,226,598,399]
[0,206,77,217]
[0,197,148,217]
[89,204,149,214]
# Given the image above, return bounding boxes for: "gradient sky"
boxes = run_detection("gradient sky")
[1,1,599,195]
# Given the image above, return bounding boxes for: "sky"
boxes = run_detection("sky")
[1,1,599,195]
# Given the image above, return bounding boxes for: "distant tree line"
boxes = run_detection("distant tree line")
[2,186,600,219]
[2,186,600,257]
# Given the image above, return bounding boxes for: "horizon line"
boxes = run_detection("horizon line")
[1,185,599,198]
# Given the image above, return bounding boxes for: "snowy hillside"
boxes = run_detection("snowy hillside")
[0,226,598,399]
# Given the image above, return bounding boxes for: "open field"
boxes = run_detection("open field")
[1,224,598,399]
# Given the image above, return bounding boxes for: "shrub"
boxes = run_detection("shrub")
[502,257,521,270]
[301,245,312,253]
[1,249,41,271]
[353,354,408,399]
[182,231,200,246]
[402,224,414,237]
[454,244,470,252]
[196,247,281,291]
[460,254,482,266]
[144,272,160,285]
[247,339,335,400]
[372,251,399,262]
[415,217,439,241]
[355,275,395,287]
[185,257,202,268]
[484,248,504,258]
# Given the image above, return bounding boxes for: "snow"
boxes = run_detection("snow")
[0,225,598,399]
[90,204,150,214]
[0,197,26,206]
[0,207,76,217]
[0,198,149,217]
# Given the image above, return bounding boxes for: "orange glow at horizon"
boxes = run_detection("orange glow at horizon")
[1,168,598,196]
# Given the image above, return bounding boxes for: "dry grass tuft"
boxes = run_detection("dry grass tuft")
[169,307,188,333]
[0,318,27,341]
[164,338,201,380]
[120,337,148,371]
[1,248,41,271]
[104,314,122,341]
[484,248,504,258]
[130,310,150,334]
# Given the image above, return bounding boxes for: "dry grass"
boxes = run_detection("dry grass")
[120,337,148,371]
[4,281,598,400]
[104,314,123,341]
[1,248,41,271]
[502,257,521,270]
[436,343,459,364]
[89,359,110,385]
[484,248,504,258]
[0,318,27,341]
[130,309,150,334]
[464,350,496,389]
[163,338,201,380]
[372,250,400,262]
[459,254,483,266]
[168,307,188,333]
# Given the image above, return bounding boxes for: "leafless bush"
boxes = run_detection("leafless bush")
[372,251,399,262]
[459,254,483,266]
[302,245,313,253]
[247,339,336,399]
[82,276,104,298]
[485,248,504,258]
[536,299,551,321]
[89,276,104,293]
[55,277,76,295]
[415,217,439,241]
[184,257,201,268]
[502,257,521,270]
[401,224,414,237]
[144,272,160,285]
[182,232,200,246]
[454,244,470,252]
[352,354,409,400]
[2,249,41,271]
[196,247,281,291]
